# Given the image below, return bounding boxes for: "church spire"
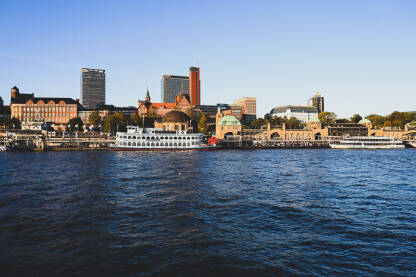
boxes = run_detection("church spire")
[145,88,151,102]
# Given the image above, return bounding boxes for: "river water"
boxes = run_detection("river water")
[0,150,415,276]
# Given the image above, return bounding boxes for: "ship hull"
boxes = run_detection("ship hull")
[108,146,217,151]
[330,144,405,150]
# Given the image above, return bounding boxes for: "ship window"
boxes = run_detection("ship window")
[147,137,150,140]
[178,143,182,146]
[165,137,169,140]
[187,143,190,146]
[128,136,131,139]
[137,142,141,146]
[174,142,177,146]
[160,136,164,140]
[174,137,177,140]
[132,142,136,146]
[146,142,150,146]
[165,142,168,146]
[133,136,136,139]
[128,142,131,146]
[156,142,159,146]
[169,142,173,146]
[151,142,155,146]
[187,137,190,140]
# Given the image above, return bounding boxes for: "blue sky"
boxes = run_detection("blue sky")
[0,0,415,118]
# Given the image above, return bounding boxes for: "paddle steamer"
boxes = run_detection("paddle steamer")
[109,126,217,151]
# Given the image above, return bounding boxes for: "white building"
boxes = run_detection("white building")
[269,105,319,123]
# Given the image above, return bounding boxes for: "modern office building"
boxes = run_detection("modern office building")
[308,92,324,114]
[233,97,256,115]
[161,75,189,103]
[189,67,200,105]
[81,68,106,109]
[233,97,257,125]
[269,105,319,123]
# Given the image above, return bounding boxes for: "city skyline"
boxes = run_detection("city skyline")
[0,0,415,118]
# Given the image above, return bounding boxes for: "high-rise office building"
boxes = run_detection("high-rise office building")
[189,67,200,105]
[308,92,324,114]
[161,75,189,103]
[233,97,257,125]
[81,68,105,109]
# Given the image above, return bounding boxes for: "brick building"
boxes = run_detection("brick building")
[9,86,80,126]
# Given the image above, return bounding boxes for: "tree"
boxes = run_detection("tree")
[88,111,102,130]
[129,112,142,126]
[103,112,126,133]
[250,118,266,129]
[68,117,84,133]
[336,118,350,123]
[388,111,405,128]
[366,114,385,128]
[350,114,362,123]
[286,117,301,129]
[319,112,336,125]
[198,112,208,134]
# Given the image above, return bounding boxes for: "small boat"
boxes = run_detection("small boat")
[409,141,416,148]
[108,126,220,151]
[329,136,405,149]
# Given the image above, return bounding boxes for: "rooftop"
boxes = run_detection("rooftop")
[218,115,241,126]
[270,105,318,114]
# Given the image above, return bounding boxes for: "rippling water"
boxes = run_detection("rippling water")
[1,150,416,276]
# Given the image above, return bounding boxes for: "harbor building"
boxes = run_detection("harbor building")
[233,97,257,125]
[308,92,324,114]
[154,110,191,131]
[216,108,242,139]
[189,67,200,105]
[270,105,319,123]
[138,89,192,118]
[9,86,80,126]
[161,75,189,103]
[81,68,106,109]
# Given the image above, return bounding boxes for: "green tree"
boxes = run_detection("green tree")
[403,112,416,124]
[388,111,405,128]
[129,112,142,126]
[250,118,266,129]
[318,112,336,125]
[198,112,208,134]
[103,112,126,133]
[286,117,301,129]
[366,114,385,128]
[336,118,350,123]
[88,111,102,129]
[68,117,84,132]
[350,114,362,123]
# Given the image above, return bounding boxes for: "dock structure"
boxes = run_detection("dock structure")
[221,136,332,149]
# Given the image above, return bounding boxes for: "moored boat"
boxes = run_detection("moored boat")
[329,136,405,149]
[108,126,219,151]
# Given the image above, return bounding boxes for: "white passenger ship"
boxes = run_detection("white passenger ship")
[329,136,405,149]
[109,126,213,151]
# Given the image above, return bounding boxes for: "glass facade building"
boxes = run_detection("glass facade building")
[161,75,189,103]
[81,68,106,109]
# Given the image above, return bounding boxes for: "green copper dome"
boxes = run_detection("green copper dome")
[218,115,241,126]
[359,119,371,124]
